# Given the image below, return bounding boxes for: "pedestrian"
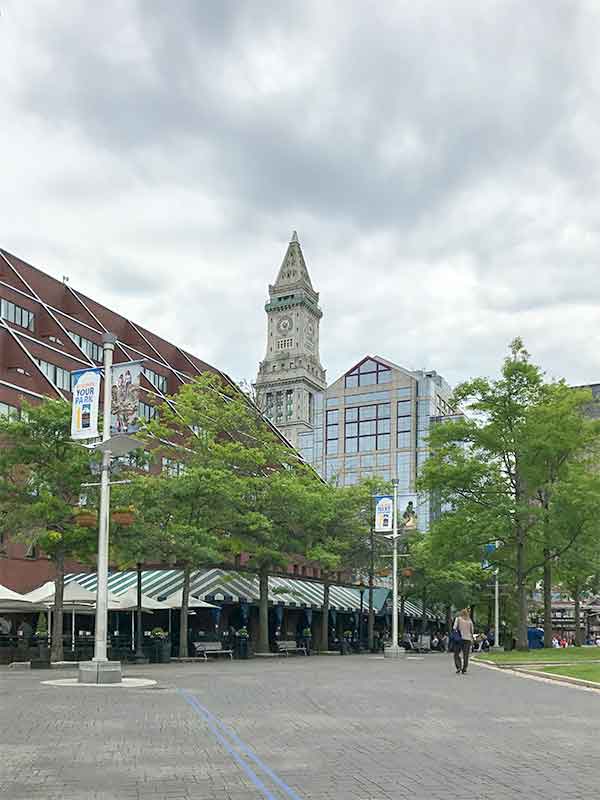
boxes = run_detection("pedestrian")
[0,615,12,636]
[452,608,474,675]
[440,633,448,652]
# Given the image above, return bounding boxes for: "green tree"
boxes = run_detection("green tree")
[139,371,323,655]
[419,339,599,650]
[520,382,600,646]
[552,469,600,645]
[407,531,489,633]
[0,400,96,661]
[114,464,232,657]
[308,477,392,651]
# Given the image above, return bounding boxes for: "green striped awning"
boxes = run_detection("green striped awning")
[65,569,438,617]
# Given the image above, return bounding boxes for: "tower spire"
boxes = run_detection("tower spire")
[273,230,313,291]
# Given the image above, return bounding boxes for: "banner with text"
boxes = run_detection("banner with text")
[70,368,101,440]
[110,361,142,435]
[374,495,394,533]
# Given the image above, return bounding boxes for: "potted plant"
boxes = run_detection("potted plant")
[73,508,97,528]
[149,627,171,663]
[111,506,136,526]
[31,612,51,668]
[301,626,312,656]
[235,626,249,659]
[340,629,353,656]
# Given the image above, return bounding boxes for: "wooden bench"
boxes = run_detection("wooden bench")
[276,640,307,656]
[193,641,233,661]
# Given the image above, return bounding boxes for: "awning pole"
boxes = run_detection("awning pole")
[131,610,134,650]
[71,608,75,652]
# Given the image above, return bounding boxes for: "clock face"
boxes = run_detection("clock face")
[277,316,293,334]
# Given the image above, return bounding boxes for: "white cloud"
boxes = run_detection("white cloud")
[1,0,599,390]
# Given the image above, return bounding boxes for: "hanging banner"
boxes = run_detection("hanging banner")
[110,361,143,435]
[374,495,394,532]
[70,368,101,440]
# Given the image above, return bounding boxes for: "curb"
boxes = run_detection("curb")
[514,666,600,690]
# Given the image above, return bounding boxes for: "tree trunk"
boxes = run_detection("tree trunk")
[135,561,145,660]
[179,564,191,658]
[515,521,529,650]
[574,584,582,646]
[51,549,65,662]
[543,552,553,648]
[257,566,270,654]
[445,604,452,635]
[399,575,405,641]
[321,580,330,652]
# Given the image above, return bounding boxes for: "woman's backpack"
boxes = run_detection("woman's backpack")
[449,620,463,651]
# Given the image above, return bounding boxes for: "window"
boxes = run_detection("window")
[1,299,35,331]
[162,457,185,477]
[326,409,339,454]
[308,392,313,423]
[345,359,392,388]
[396,452,411,491]
[67,331,102,362]
[144,367,168,394]
[0,401,19,419]
[24,543,38,559]
[345,403,392,453]
[326,459,340,480]
[326,397,339,407]
[265,392,273,419]
[277,338,294,350]
[397,399,413,449]
[37,359,72,391]
[345,390,391,406]
[138,401,156,422]
[397,387,412,399]
[275,391,283,424]
[286,389,293,419]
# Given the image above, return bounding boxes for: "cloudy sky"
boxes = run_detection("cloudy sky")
[2,1,599,389]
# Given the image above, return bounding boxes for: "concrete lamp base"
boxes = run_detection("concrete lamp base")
[78,660,122,685]
[383,646,405,659]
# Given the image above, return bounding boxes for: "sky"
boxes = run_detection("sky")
[2,1,600,390]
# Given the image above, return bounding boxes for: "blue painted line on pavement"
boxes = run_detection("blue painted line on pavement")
[182,690,304,800]
[177,689,302,800]
[178,689,278,800]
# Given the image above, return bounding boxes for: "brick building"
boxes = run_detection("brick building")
[0,247,245,591]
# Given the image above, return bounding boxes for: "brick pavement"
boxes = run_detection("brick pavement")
[0,654,598,799]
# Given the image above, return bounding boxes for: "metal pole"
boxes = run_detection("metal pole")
[385,478,402,658]
[368,518,374,651]
[71,607,75,652]
[92,333,116,663]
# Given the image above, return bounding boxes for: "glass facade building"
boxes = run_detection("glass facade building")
[298,355,456,531]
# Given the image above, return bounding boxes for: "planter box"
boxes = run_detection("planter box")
[111,512,135,526]
[74,514,97,528]
[145,640,171,663]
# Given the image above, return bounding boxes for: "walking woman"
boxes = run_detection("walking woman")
[452,608,474,675]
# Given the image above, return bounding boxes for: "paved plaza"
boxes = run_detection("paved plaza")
[0,654,598,800]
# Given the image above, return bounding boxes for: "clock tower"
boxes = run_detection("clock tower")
[255,232,326,448]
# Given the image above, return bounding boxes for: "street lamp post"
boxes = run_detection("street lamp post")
[384,478,403,659]
[78,333,122,685]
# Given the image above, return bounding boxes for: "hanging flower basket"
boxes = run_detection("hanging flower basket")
[111,508,135,526]
[73,509,97,528]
